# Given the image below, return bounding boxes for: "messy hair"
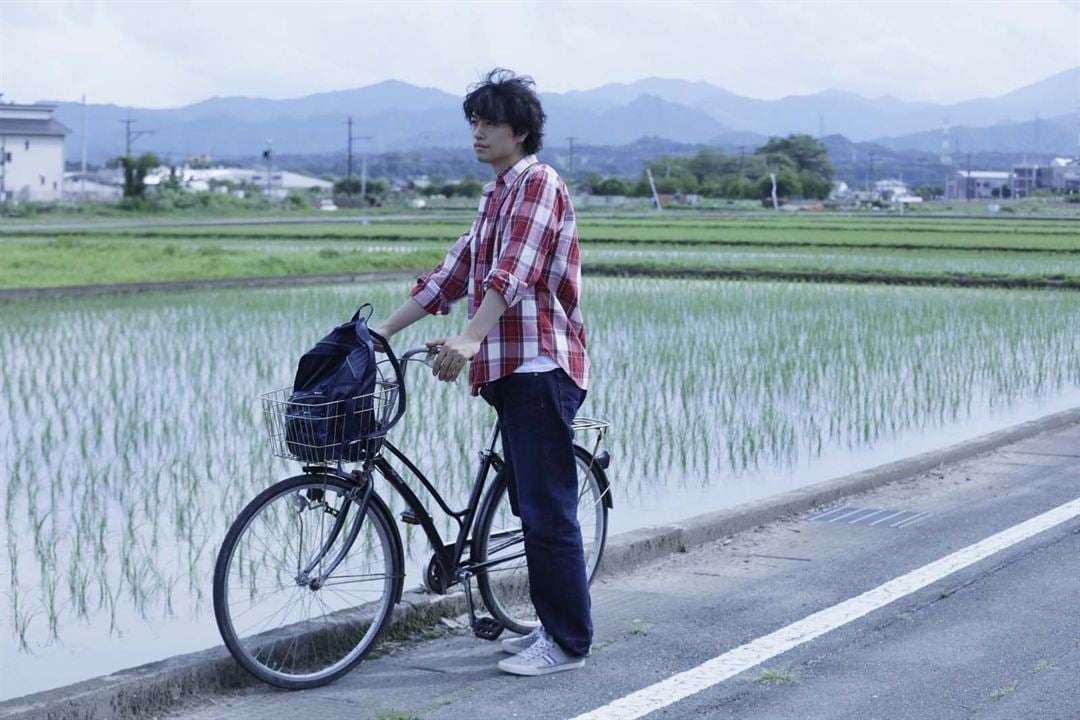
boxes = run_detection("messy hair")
[463,68,546,155]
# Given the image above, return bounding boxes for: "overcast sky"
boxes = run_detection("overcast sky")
[2,0,1078,108]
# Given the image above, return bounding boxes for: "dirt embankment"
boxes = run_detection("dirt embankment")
[1,265,1076,301]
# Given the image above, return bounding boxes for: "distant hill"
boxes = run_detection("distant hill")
[874,113,1076,155]
[41,67,1078,165]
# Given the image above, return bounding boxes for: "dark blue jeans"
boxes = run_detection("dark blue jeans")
[480,368,592,656]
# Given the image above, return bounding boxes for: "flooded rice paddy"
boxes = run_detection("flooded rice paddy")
[2,277,1078,696]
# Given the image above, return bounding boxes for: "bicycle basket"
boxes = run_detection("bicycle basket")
[261,380,398,463]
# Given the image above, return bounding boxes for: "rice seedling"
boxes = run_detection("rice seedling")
[1,274,1077,695]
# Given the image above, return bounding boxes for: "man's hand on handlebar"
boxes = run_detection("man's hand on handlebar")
[426,335,480,383]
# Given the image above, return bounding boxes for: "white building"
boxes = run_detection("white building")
[945,170,1010,200]
[62,171,123,201]
[1048,158,1080,193]
[0,103,71,203]
[180,167,332,197]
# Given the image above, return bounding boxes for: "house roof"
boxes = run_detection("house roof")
[957,170,1009,180]
[0,118,72,137]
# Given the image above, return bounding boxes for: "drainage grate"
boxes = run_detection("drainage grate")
[806,506,930,528]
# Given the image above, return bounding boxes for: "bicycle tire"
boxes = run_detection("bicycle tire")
[213,473,403,689]
[471,446,609,635]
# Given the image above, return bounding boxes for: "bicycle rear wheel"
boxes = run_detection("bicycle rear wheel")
[213,473,402,689]
[471,446,609,635]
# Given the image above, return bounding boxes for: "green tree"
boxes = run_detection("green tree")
[110,153,160,198]
[757,168,802,199]
[755,135,834,179]
[590,176,629,196]
[798,170,833,200]
[334,177,364,195]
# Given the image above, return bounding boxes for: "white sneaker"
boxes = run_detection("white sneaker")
[501,625,544,655]
[497,630,586,676]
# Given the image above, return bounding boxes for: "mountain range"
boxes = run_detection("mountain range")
[43,67,1079,165]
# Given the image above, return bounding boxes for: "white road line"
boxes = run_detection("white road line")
[867,509,905,526]
[825,507,864,523]
[571,497,1080,720]
[892,511,929,528]
[851,508,889,524]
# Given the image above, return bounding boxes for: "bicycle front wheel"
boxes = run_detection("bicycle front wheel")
[472,446,609,635]
[213,473,402,689]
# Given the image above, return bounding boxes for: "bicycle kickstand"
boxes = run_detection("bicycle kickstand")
[457,569,505,641]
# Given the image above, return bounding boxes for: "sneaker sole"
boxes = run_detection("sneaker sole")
[497,658,586,676]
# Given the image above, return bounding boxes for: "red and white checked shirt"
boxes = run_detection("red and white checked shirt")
[410,154,591,396]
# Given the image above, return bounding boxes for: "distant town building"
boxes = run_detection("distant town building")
[873,179,920,203]
[1009,164,1057,198]
[945,170,1010,200]
[62,171,123,201]
[1048,157,1080,193]
[0,103,70,203]
[168,166,332,197]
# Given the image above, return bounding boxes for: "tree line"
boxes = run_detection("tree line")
[580,135,836,200]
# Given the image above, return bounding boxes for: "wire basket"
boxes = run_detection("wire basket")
[260,380,399,464]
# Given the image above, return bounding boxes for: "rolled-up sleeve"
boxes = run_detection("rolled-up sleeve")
[483,170,562,308]
[410,231,471,315]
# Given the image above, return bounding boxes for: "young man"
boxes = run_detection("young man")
[373,68,592,676]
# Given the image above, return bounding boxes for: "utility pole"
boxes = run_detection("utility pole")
[646,166,662,212]
[80,94,87,200]
[567,136,576,187]
[347,117,354,179]
[121,112,154,158]
[345,119,373,198]
[263,139,273,195]
[1034,112,1041,159]
[966,152,973,202]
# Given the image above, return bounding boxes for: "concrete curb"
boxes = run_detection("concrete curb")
[2,406,1077,720]
[6,264,1078,302]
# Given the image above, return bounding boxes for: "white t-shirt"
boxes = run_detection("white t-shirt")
[514,354,560,374]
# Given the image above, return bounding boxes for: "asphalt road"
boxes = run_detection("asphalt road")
[167,423,1080,720]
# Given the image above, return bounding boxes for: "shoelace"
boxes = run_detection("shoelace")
[516,630,555,661]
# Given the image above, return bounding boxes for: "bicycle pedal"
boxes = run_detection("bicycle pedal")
[400,510,421,525]
[472,616,505,640]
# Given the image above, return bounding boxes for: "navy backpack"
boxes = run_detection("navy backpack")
[285,304,379,462]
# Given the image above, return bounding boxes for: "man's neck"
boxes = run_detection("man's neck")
[491,151,528,177]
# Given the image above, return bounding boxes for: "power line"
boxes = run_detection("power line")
[120,111,154,158]
[346,117,373,196]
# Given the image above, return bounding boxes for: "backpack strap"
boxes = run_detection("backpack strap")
[352,303,374,323]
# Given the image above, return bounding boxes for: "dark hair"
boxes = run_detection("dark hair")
[463,68,546,155]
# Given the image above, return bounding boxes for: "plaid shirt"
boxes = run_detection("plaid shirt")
[410,154,590,395]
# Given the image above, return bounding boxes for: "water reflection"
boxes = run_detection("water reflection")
[1,278,1078,696]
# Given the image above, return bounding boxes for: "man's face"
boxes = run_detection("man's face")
[470,115,528,171]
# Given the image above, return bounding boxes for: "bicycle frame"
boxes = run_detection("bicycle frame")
[377,417,511,590]
[295,344,607,598]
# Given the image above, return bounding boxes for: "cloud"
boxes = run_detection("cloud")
[2,0,1077,108]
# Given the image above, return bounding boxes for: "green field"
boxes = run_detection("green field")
[2,215,1078,289]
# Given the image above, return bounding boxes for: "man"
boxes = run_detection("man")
[373,68,592,676]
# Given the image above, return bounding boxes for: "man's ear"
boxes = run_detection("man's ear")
[515,130,529,148]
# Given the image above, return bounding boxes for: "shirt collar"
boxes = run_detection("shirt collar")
[483,154,538,195]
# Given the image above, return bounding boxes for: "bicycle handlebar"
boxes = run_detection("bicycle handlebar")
[371,337,447,436]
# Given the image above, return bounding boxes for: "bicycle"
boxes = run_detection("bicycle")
[212,329,612,690]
